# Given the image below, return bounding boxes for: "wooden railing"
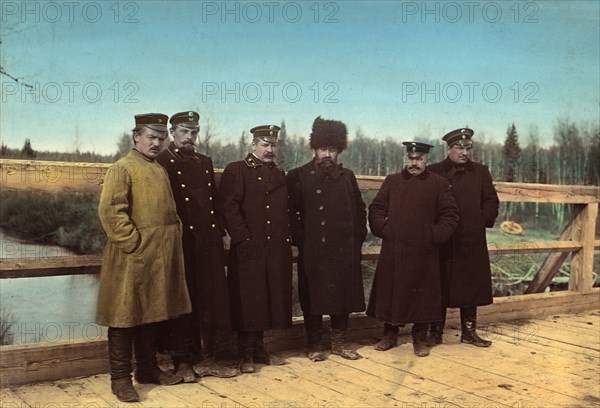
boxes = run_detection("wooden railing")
[0,158,599,386]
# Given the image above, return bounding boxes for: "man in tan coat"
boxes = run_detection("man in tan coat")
[97,113,192,402]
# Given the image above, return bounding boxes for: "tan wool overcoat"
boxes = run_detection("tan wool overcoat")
[96,149,191,328]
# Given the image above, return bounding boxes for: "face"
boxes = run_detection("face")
[133,127,168,159]
[252,139,277,162]
[314,147,339,164]
[447,143,473,164]
[406,153,428,175]
[171,125,199,154]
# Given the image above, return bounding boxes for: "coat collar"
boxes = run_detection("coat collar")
[442,157,474,171]
[166,142,202,163]
[244,153,278,169]
[131,148,154,162]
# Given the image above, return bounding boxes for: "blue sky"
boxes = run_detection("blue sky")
[1,0,598,155]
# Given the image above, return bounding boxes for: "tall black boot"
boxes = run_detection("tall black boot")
[133,323,182,385]
[193,330,239,378]
[460,307,491,347]
[427,308,447,347]
[172,337,197,383]
[254,331,287,366]
[238,331,257,373]
[108,327,139,403]
[412,323,429,357]
[304,314,325,362]
[375,323,399,351]
[330,314,361,360]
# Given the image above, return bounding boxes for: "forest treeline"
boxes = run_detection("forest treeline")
[3,119,598,187]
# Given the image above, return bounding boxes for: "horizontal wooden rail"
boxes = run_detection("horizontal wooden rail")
[2,241,598,279]
[2,159,599,203]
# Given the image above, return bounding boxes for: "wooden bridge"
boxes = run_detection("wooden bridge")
[0,159,599,407]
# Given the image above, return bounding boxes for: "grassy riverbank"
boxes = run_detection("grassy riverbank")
[0,192,104,255]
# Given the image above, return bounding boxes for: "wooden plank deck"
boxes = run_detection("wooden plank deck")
[1,310,599,408]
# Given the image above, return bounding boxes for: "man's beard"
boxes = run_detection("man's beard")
[316,158,342,180]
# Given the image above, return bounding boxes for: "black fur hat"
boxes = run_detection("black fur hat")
[309,116,348,151]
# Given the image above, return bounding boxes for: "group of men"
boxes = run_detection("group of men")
[97,112,499,403]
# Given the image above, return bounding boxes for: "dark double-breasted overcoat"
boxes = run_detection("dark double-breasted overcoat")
[156,142,231,329]
[367,169,459,324]
[287,160,367,316]
[428,158,499,307]
[219,153,293,331]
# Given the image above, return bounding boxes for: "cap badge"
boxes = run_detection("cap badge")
[188,112,194,117]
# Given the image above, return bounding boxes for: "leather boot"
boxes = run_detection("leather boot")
[304,314,325,362]
[254,331,287,366]
[460,307,491,347]
[238,331,256,373]
[108,327,139,403]
[173,356,196,383]
[375,323,399,351]
[412,323,429,357]
[426,322,444,347]
[133,324,182,385]
[330,329,361,360]
[193,331,239,378]
[193,357,240,378]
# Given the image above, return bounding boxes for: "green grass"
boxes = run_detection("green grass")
[0,191,105,255]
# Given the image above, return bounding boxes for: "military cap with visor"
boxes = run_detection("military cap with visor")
[402,141,433,157]
[170,111,200,129]
[442,128,474,147]
[134,113,168,132]
[251,125,280,144]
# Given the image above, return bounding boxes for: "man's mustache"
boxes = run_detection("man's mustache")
[408,165,420,169]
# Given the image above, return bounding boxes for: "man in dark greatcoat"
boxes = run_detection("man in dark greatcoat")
[156,111,239,382]
[287,116,367,362]
[427,128,499,348]
[367,142,459,357]
[219,125,293,373]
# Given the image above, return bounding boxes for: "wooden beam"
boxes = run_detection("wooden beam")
[569,203,599,294]
[355,176,600,203]
[0,255,103,279]
[2,160,600,204]
[0,159,110,194]
[0,339,109,387]
[2,241,594,279]
[526,209,580,294]
[493,182,600,204]
[1,289,598,387]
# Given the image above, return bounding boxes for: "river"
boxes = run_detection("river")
[0,230,102,345]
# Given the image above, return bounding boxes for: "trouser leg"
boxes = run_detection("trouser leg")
[304,314,325,362]
[411,322,430,357]
[133,323,182,385]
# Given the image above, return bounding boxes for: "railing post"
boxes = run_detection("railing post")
[569,202,599,293]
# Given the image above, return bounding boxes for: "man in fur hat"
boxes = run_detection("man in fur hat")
[287,116,367,361]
